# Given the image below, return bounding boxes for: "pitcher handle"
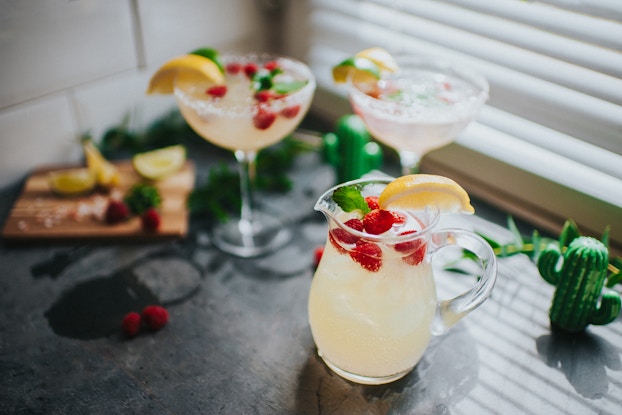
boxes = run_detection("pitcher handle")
[429,228,498,335]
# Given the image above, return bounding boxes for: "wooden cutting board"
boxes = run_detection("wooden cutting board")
[2,161,195,243]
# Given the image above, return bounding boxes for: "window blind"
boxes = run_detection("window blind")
[295,0,622,250]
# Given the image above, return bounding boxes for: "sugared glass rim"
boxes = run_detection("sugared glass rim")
[348,54,489,118]
[173,51,316,114]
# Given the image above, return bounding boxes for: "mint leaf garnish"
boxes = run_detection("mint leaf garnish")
[273,80,307,94]
[189,47,224,74]
[253,72,273,91]
[250,61,306,94]
[333,185,371,214]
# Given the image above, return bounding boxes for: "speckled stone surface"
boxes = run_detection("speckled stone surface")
[1,147,621,414]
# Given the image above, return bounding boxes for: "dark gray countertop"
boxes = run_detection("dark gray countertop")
[1,145,621,415]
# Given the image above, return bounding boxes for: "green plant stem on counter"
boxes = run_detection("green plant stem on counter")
[187,134,319,223]
[447,217,622,293]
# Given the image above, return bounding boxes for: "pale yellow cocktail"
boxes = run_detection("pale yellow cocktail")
[175,54,314,152]
[148,50,315,257]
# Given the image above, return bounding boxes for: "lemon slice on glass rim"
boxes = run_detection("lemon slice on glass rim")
[355,47,399,73]
[378,174,475,214]
[147,54,225,94]
[48,168,96,196]
[332,56,381,84]
[332,47,399,84]
[132,145,186,180]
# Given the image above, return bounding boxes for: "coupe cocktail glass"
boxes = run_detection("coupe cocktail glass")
[175,53,316,257]
[349,56,488,175]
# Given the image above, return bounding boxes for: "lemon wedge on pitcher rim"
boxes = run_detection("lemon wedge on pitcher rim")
[147,54,225,94]
[132,145,186,180]
[378,174,475,214]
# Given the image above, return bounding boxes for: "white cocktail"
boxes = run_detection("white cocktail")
[349,56,488,174]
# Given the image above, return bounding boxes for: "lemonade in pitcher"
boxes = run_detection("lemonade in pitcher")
[309,210,438,380]
[309,175,497,384]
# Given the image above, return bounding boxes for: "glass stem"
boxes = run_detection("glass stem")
[398,150,422,175]
[234,149,257,240]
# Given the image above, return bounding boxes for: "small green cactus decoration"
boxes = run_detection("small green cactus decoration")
[538,236,621,332]
[323,114,383,182]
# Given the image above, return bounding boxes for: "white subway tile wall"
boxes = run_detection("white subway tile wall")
[0,0,263,189]
[0,96,80,184]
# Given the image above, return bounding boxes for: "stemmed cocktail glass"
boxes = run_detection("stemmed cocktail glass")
[348,56,488,175]
[174,53,316,257]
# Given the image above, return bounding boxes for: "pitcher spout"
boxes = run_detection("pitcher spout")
[314,176,390,220]
[314,183,339,219]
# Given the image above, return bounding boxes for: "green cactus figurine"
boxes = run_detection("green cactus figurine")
[538,236,621,332]
[323,114,383,182]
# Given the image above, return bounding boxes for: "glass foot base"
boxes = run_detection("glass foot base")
[318,349,412,385]
[210,211,292,258]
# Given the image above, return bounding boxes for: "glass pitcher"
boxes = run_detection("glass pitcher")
[308,177,497,385]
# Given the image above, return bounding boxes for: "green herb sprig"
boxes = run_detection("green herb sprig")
[187,163,240,223]
[252,63,307,94]
[449,216,622,292]
[124,183,161,215]
[187,136,315,223]
[252,68,282,92]
[189,47,225,74]
[91,110,199,157]
[332,185,370,214]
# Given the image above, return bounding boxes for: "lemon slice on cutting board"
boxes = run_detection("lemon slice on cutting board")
[378,174,474,214]
[48,168,96,196]
[82,139,120,187]
[132,145,186,180]
[147,54,225,94]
